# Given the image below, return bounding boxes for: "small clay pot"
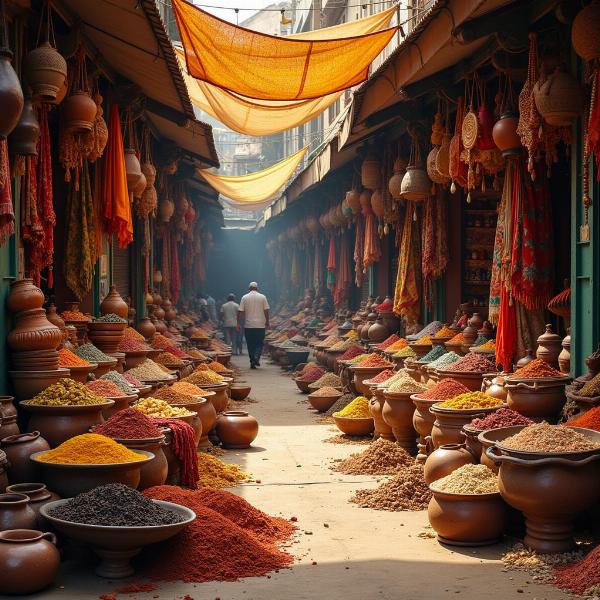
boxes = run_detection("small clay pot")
[194,397,217,449]
[368,389,395,441]
[137,317,156,341]
[0,493,37,531]
[114,437,168,490]
[5,483,59,527]
[482,373,508,403]
[0,529,60,595]
[382,391,418,454]
[6,279,44,313]
[216,411,259,449]
[1,431,50,483]
[423,443,477,485]
[229,386,251,401]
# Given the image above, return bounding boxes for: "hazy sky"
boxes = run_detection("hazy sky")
[193,0,276,23]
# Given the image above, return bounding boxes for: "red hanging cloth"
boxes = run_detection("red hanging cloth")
[495,286,517,372]
[354,215,364,287]
[326,235,336,290]
[334,232,351,307]
[362,212,381,271]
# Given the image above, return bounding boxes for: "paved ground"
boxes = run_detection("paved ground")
[12,357,570,600]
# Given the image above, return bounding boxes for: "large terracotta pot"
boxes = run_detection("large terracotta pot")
[382,391,417,454]
[0,492,37,531]
[0,432,49,483]
[368,389,395,441]
[137,317,156,341]
[100,285,129,318]
[5,483,59,528]
[411,394,438,462]
[114,436,168,490]
[0,50,24,138]
[423,443,477,485]
[428,489,508,546]
[45,305,67,345]
[216,411,259,449]
[6,279,45,313]
[22,41,67,102]
[0,529,60,595]
[194,396,217,449]
[429,405,501,449]
[504,378,568,422]
[367,317,389,343]
[9,368,70,401]
[0,396,18,439]
[9,97,40,156]
[485,426,600,553]
[62,90,97,132]
[352,366,388,397]
[7,308,62,352]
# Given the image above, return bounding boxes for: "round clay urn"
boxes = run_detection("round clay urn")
[482,373,508,403]
[100,285,129,318]
[0,49,24,138]
[5,483,59,528]
[492,112,522,156]
[0,493,37,531]
[6,278,44,313]
[536,324,561,368]
[9,97,40,156]
[62,90,97,132]
[1,432,50,483]
[195,397,217,449]
[216,411,259,449]
[0,529,60,595]
[7,308,62,352]
[368,390,395,441]
[423,443,477,485]
[382,391,418,454]
[45,305,67,345]
[137,317,156,341]
[411,395,438,463]
[367,316,389,343]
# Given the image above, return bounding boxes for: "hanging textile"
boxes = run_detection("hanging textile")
[334,232,352,307]
[291,248,300,288]
[393,204,420,322]
[495,286,517,372]
[326,236,336,290]
[170,233,181,304]
[20,155,43,277]
[421,191,449,305]
[362,213,381,272]
[173,0,396,101]
[0,139,14,246]
[64,161,96,299]
[588,70,600,179]
[313,238,323,291]
[102,105,133,248]
[199,147,307,203]
[354,215,364,288]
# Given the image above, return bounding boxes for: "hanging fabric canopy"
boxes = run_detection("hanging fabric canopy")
[173,0,397,101]
[198,147,308,203]
[220,197,274,211]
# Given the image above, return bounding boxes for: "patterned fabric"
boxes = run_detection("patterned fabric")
[326,236,336,290]
[0,140,14,247]
[421,190,449,306]
[353,215,364,287]
[393,203,420,322]
[334,232,352,307]
[362,212,381,271]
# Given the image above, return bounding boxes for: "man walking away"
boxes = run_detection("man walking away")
[238,282,269,369]
[221,294,240,354]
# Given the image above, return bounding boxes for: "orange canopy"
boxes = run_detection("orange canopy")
[173,0,397,101]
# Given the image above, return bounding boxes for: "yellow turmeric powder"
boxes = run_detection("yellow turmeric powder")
[334,396,371,418]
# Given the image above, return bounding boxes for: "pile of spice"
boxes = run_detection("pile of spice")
[418,379,470,400]
[576,372,600,397]
[324,393,355,417]
[350,463,431,511]
[133,398,195,418]
[447,332,465,344]
[188,349,208,360]
[442,353,496,373]
[355,354,393,368]
[508,358,564,379]
[387,377,427,394]
[94,313,127,323]
[154,352,185,367]
[366,369,396,384]
[427,351,462,370]
[392,346,417,358]
[554,546,600,595]
[117,338,148,353]
[172,381,210,396]
[565,406,600,431]
[310,386,343,398]
[198,453,250,487]
[47,484,183,526]
[376,370,410,389]
[413,335,432,346]
[36,433,145,464]
[375,334,400,350]
[101,371,138,395]
[475,339,496,351]
[123,327,147,342]
[191,330,208,339]
[501,422,600,452]
[436,392,503,410]
[183,369,225,386]
[75,343,113,363]
[141,485,295,583]
[127,359,174,381]
[122,372,144,388]
[61,310,90,321]
[86,379,129,398]
[58,347,91,368]
[430,464,498,494]
[434,325,455,339]
[411,321,443,340]
[470,408,533,430]
[333,395,370,418]
[296,364,325,382]
[385,338,409,353]
[205,361,229,373]
[154,388,201,406]
[23,378,105,406]
[348,353,369,363]
[332,438,413,475]
[152,334,189,358]
[93,408,163,439]
[329,338,356,352]
[308,372,342,390]
[417,345,447,364]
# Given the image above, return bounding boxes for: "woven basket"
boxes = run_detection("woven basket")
[461,111,479,150]
[533,68,584,127]
[436,134,451,178]
[361,152,381,189]
[572,3,600,62]
[400,166,431,201]
[427,147,450,184]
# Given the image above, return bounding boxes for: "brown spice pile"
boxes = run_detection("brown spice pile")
[501,422,600,453]
[331,438,413,475]
[323,434,372,445]
[350,463,431,511]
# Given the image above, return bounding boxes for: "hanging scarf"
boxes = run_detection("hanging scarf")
[21,155,44,282]
[334,231,351,307]
[102,105,133,248]
[588,70,600,180]
[170,233,181,303]
[421,191,449,306]
[393,204,420,321]
[354,215,364,287]
[313,237,322,291]
[326,236,336,290]
[64,161,96,299]
[151,418,198,488]
[0,140,14,246]
[362,212,381,272]
[496,286,517,372]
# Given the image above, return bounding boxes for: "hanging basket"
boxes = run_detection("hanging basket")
[361,151,381,189]
[436,134,451,178]
[124,148,142,193]
[400,165,431,201]
[572,3,600,62]
[388,158,407,200]
[426,147,449,184]
[533,67,584,127]
[23,41,67,103]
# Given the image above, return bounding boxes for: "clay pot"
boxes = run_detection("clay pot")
[137,317,156,341]
[100,285,129,318]
[0,50,24,138]
[485,426,600,553]
[216,411,259,449]
[534,67,584,127]
[332,415,374,436]
[5,483,59,527]
[0,529,60,595]
[9,368,70,401]
[63,90,97,132]
[0,450,7,492]
[430,405,500,449]
[382,391,418,454]
[492,112,521,156]
[559,332,570,374]
[1,432,50,483]
[123,350,148,371]
[368,390,395,441]
[423,443,477,485]
[379,311,401,335]
[0,493,37,531]
[6,279,44,313]
[515,349,534,371]
[7,308,62,352]
[294,378,311,394]
[114,437,168,490]
[45,305,67,343]
[353,366,388,397]
[411,395,438,462]
[202,383,229,413]
[367,317,389,343]
[9,97,40,156]
[428,489,508,546]
[23,41,67,102]
[536,323,561,368]
[194,397,217,449]
[482,373,508,402]
[504,379,567,422]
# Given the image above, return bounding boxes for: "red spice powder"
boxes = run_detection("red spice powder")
[117,338,148,352]
[470,408,533,430]
[509,358,563,379]
[356,353,393,368]
[141,486,295,583]
[115,583,158,594]
[297,366,325,382]
[419,379,470,400]
[93,408,162,439]
[553,546,600,594]
[86,379,128,397]
[152,334,189,359]
[375,334,399,350]
[444,353,496,373]
[339,345,364,361]
[564,406,600,432]
[369,369,396,383]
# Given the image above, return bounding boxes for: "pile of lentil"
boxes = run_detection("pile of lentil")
[205,361,229,373]
[426,351,462,370]
[133,398,195,418]
[411,321,443,339]
[443,353,496,373]
[387,377,427,394]
[577,372,600,397]
[392,346,416,358]
[348,353,369,363]
[333,395,370,418]
[58,347,91,367]
[141,485,295,583]
[127,358,174,381]
[36,433,145,464]
[324,393,355,417]
[417,345,447,364]
[188,349,208,360]
[308,372,342,390]
[47,484,183,526]
[418,378,470,400]
[554,546,600,595]
[501,422,600,452]
[508,358,563,379]
[376,370,411,389]
[23,378,105,406]
[436,392,503,410]
[152,334,189,359]
[430,464,498,494]
[75,343,113,363]
[86,379,129,398]
[565,406,600,431]
[154,387,202,406]
[93,408,163,439]
[101,371,137,395]
[183,370,225,386]
[355,353,394,368]
[154,351,185,367]
[329,339,357,352]
[94,313,126,323]
[470,408,533,430]
[332,438,413,475]
[198,453,250,487]
[350,463,431,511]
[310,385,343,398]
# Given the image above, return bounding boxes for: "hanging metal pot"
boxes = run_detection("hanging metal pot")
[9,97,39,155]
[0,49,23,138]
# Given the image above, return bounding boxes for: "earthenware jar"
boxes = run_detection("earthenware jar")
[0,431,50,483]
[100,285,128,318]
[195,397,217,449]
[9,97,39,155]
[125,148,142,192]
[382,391,418,454]
[5,483,59,527]
[536,324,561,368]
[492,112,522,156]
[6,278,44,313]
[7,308,62,352]
[559,331,571,374]
[45,305,68,345]
[0,493,37,531]
[423,443,477,485]
[216,411,259,449]
[367,317,389,343]
[62,90,97,132]
[481,373,508,403]
[0,49,24,138]
[504,379,567,422]
[411,395,438,462]
[0,529,60,595]
[368,389,394,441]
[515,349,534,370]
[114,437,167,490]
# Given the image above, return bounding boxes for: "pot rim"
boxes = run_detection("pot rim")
[0,492,30,504]
[0,529,54,544]
[20,400,115,413]
[430,403,505,415]
[1,430,43,445]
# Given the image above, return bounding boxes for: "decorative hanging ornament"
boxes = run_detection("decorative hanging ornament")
[62,46,96,133]
[400,127,431,201]
[533,66,584,127]
[360,150,381,189]
[370,189,385,217]
[572,1,600,63]
[388,157,407,200]
[359,189,372,215]
[346,188,361,214]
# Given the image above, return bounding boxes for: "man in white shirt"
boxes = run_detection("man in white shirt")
[238,282,270,369]
[220,294,241,354]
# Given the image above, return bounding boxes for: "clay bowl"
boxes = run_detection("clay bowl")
[40,498,195,578]
[382,390,418,454]
[229,385,251,401]
[294,378,311,394]
[123,350,149,371]
[444,341,468,356]
[66,363,98,383]
[20,401,115,448]
[9,369,71,401]
[483,426,600,553]
[30,449,153,498]
[409,342,433,358]
[111,436,168,490]
[427,488,508,546]
[436,368,492,392]
[102,394,137,419]
[504,377,570,422]
[93,358,119,378]
[286,349,310,367]
[307,390,342,413]
[10,358,60,371]
[332,415,374,437]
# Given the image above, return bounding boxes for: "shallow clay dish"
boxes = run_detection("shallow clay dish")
[332,415,374,436]
[294,378,311,394]
[308,391,342,413]
[229,386,251,401]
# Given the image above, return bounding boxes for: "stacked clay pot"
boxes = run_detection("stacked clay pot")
[87,285,128,353]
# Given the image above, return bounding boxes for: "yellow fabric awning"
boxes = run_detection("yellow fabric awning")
[221,197,274,212]
[173,0,397,101]
[198,147,308,203]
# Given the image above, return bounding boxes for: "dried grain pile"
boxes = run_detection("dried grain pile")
[331,438,414,475]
